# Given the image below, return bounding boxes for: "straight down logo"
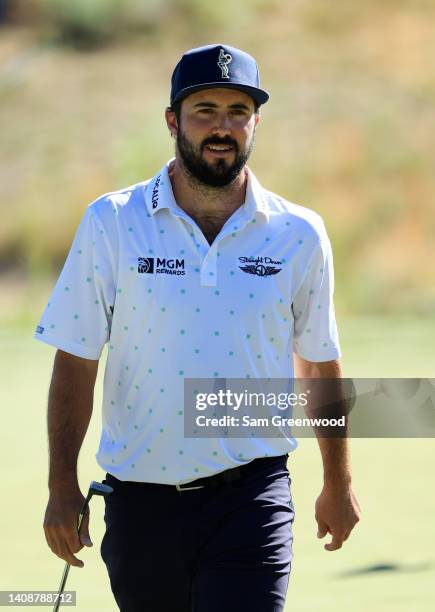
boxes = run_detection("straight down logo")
[238,256,283,277]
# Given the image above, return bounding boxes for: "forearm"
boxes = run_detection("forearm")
[295,354,351,484]
[47,350,98,491]
[315,436,352,487]
[294,354,360,548]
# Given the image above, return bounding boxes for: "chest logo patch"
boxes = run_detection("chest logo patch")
[238,256,282,277]
[138,257,185,276]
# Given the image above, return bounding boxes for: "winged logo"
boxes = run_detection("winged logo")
[239,264,282,277]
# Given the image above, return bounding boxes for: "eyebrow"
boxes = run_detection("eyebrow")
[192,101,251,111]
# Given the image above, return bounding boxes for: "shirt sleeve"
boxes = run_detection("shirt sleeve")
[33,208,116,359]
[292,229,341,362]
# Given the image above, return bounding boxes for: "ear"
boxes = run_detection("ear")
[165,107,178,138]
[254,112,261,128]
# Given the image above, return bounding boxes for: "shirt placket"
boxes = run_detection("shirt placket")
[170,206,256,287]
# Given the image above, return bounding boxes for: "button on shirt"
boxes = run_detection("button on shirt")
[34,159,341,484]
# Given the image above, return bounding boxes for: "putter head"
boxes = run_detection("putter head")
[89,481,114,497]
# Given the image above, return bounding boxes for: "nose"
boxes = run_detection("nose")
[211,112,232,137]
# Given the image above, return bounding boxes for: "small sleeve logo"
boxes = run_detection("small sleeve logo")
[36,325,45,334]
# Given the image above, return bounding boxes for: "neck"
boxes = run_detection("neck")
[168,157,248,223]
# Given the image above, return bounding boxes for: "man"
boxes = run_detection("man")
[36,44,360,611]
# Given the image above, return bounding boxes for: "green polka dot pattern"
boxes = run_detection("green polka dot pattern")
[33,161,340,484]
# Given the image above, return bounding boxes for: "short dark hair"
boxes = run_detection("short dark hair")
[167,98,260,126]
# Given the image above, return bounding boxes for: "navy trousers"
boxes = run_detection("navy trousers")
[101,455,295,612]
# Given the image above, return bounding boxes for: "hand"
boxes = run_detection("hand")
[315,481,361,551]
[43,485,93,567]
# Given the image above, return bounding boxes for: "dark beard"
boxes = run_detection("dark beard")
[176,128,255,188]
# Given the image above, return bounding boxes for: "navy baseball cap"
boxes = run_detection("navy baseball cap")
[170,44,269,107]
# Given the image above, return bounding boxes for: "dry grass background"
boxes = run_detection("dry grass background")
[0,0,434,319]
[1,4,435,611]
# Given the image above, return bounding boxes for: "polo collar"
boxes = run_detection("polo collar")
[243,166,270,221]
[145,158,270,222]
[145,160,177,216]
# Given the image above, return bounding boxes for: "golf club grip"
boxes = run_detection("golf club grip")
[77,493,92,533]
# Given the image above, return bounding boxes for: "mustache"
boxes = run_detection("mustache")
[201,137,238,151]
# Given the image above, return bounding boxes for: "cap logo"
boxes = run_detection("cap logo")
[217,48,232,79]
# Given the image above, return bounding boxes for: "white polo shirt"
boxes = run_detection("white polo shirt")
[34,159,341,484]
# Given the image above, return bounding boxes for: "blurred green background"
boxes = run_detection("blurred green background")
[0,1,434,610]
